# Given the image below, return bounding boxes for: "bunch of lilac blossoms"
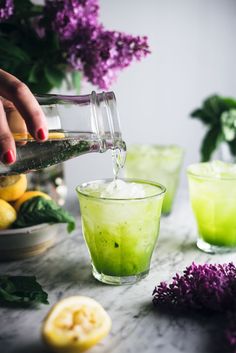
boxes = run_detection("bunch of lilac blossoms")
[152,262,236,352]
[0,0,14,21]
[45,0,150,89]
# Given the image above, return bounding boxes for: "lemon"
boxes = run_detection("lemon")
[0,199,17,229]
[13,191,51,212]
[0,175,27,202]
[42,296,112,353]
[48,132,65,139]
[13,132,65,141]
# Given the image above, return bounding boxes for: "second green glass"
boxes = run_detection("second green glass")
[124,145,184,214]
[188,161,236,253]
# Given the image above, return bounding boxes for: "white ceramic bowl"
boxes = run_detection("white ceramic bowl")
[0,224,58,260]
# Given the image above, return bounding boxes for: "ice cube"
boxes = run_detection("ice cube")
[101,179,146,199]
[188,160,236,178]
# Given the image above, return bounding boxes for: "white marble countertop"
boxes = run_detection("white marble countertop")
[1,189,236,353]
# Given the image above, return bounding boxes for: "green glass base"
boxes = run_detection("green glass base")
[92,266,149,285]
[197,238,236,254]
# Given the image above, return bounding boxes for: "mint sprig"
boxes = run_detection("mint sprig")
[0,275,48,305]
[190,95,236,161]
[13,196,76,233]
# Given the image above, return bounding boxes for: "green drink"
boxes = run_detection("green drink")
[125,145,184,214]
[187,161,236,253]
[76,179,165,285]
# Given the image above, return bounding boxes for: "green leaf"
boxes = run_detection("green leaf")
[0,38,30,62]
[200,126,222,162]
[222,97,236,110]
[190,95,228,125]
[28,63,39,84]
[13,196,76,233]
[191,108,210,125]
[0,275,48,306]
[71,71,82,93]
[44,66,65,88]
[221,109,236,142]
[228,140,236,158]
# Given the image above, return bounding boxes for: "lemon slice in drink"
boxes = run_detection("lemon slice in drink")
[42,296,111,353]
[0,175,27,201]
[0,199,17,229]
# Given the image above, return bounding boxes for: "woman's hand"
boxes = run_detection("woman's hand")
[0,69,48,164]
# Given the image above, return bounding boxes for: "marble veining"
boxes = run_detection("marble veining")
[0,189,235,353]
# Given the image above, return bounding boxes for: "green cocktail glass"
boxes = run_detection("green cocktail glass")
[76,179,165,285]
[187,161,236,253]
[124,145,184,214]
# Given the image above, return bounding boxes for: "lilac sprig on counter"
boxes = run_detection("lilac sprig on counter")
[153,262,236,311]
[152,262,236,351]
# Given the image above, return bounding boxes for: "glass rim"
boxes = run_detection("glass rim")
[187,164,236,181]
[76,178,166,201]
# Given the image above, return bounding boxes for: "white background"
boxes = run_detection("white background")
[56,0,236,196]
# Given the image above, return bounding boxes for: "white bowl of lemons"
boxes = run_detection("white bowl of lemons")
[0,175,58,260]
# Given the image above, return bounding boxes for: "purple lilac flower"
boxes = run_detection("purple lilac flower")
[68,29,150,89]
[45,0,99,40]
[152,262,236,312]
[45,0,150,89]
[0,0,14,21]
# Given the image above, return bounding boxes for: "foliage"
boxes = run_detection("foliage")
[0,0,150,93]
[190,95,236,161]
[0,275,48,305]
[13,196,76,232]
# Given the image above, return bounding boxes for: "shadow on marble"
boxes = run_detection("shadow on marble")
[151,308,231,353]
[10,341,48,353]
[179,241,197,253]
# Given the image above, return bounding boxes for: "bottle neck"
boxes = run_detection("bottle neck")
[35,91,126,153]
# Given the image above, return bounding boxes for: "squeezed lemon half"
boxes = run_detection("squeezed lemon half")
[0,199,17,229]
[13,190,51,212]
[0,174,27,201]
[42,296,112,353]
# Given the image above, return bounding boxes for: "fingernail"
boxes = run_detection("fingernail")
[37,128,46,141]
[3,150,15,164]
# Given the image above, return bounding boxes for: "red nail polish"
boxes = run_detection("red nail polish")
[3,150,15,164]
[37,128,46,141]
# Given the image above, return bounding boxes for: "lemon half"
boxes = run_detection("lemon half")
[0,199,17,229]
[42,296,112,353]
[0,175,27,201]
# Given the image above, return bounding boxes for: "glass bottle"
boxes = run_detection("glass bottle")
[0,91,126,176]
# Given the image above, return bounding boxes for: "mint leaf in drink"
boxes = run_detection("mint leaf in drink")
[0,275,48,305]
[13,196,76,233]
